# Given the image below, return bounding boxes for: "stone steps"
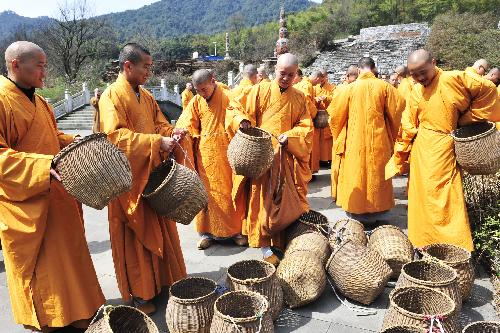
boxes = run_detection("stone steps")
[56,105,95,130]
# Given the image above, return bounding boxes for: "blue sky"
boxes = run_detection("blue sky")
[0,0,322,18]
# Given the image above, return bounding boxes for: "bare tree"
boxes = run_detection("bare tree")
[40,0,115,84]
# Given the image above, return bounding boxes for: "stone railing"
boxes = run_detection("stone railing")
[53,82,91,120]
[144,79,181,106]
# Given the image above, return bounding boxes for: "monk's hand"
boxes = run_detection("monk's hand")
[240,120,251,130]
[278,134,288,146]
[172,128,187,142]
[160,136,176,154]
[50,168,62,182]
[73,135,82,143]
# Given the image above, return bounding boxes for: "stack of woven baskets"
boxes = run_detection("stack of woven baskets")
[278,210,329,308]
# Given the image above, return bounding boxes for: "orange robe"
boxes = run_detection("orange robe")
[217,81,230,90]
[98,73,186,302]
[226,80,313,248]
[386,68,499,251]
[330,72,405,214]
[0,76,104,329]
[294,77,319,173]
[398,77,415,102]
[176,87,239,237]
[231,78,254,103]
[315,80,336,161]
[181,88,194,109]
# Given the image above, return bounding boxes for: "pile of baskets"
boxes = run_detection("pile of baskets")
[166,259,282,333]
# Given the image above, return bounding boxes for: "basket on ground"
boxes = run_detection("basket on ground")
[210,290,274,333]
[53,133,132,210]
[421,243,475,300]
[227,127,274,178]
[382,286,458,333]
[142,159,208,225]
[396,259,461,312]
[462,321,500,333]
[85,305,158,333]
[286,210,329,241]
[166,277,218,333]
[368,225,413,278]
[380,326,426,333]
[451,121,500,175]
[329,218,367,249]
[285,232,331,266]
[313,110,329,129]
[326,239,391,305]
[227,260,283,321]
[276,252,326,308]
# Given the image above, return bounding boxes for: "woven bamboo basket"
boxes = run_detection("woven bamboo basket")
[276,252,326,309]
[313,110,329,129]
[451,122,500,175]
[143,159,208,225]
[326,239,392,305]
[227,127,274,178]
[329,218,367,249]
[53,133,132,210]
[210,290,274,333]
[286,210,329,242]
[166,277,218,333]
[227,260,283,321]
[382,287,458,333]
[462,321,500,333]
[85,305,158,333]
[380,326,427,333]
[368,225,413,279]
[421,243,475,300]
[285,232,331,266]
[396,260,461,313]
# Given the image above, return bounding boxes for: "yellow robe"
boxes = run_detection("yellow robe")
[181,89,194,110]
[226,80,313,248]
[386,68,499,251]
[0,76,104,329]
[398,77,415,102]
[231,78,254,102]
[330,72,405,214]
[315,80,336,161]
[99,73,186,302]
[217,81,230,90]
[176,87,239,237]
[294,77,319,173]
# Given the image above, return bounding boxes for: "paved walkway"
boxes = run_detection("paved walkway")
[0,132,498,332]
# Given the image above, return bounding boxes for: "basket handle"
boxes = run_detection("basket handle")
[424,315,446,333]
[326,276,377,316]
[88,304,106,327]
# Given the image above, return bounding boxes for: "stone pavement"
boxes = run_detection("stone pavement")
[0,133,498,332]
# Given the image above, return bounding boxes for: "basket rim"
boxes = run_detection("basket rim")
[53,132,108,166]
[332,218,365,229]
[401,259,457,287]
[168,276,218,304]
[142,159,178,198]
[236,127,272,141]
[227,259,275,285]
[389,286,456,319]
[450,121,496,142]
[462,321,500,330]
[381,325,427,333]
[102,305,159,332]
[214,290,269,323]
[422,243,471,265]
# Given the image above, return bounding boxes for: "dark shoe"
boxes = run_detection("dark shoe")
[197,237,215,250]
[233,236,248,247]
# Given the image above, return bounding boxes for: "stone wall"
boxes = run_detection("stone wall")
[307,23,429,84]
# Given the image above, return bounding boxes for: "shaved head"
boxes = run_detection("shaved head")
[408,49,437,87]
[275,53,299,89]
[192,69,216,100]
[472,59,489,75]
[309,69,323,85]
[485,67,499,85]
[395,65,408,77]
[5,41,46,89]
[257,66,269,82]
[345,65,358,83]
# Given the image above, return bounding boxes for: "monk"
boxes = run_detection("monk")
[176,69,246,250]
[226,53,313,266]
[98,43,187,314]
[485,67,499,86]
[314,68,336,164]
[329,65,358,200]
[0,41,104,332]
[465,59,489,78]
[181,82,194,109]
[257,66,271,83]
[330,57,404,224]
[231,64,258,103]
[389,72,399,87]
[386,50,499,251]
[91,88,102,133]
[294,69,321,176]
